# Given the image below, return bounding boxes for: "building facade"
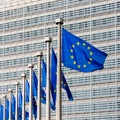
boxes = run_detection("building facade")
[0,0,120,119]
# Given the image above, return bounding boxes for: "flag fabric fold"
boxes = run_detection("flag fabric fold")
[11,94,16,120]
[62,28,108,72]
[51,48,73,106]
[42,60,56,109]
[6,99,9,120]
[26,80,30,102]
[42,60,47,87]
[25,75,37,119]
[0,104,3,120]
[41,87,55,110]
[18,88,29,120]
[18,88,23,120]
[32,97,37,119]
[33,70,55,110]
[33,71,38,97]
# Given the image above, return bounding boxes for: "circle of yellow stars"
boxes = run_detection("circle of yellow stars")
[70,41,93,70]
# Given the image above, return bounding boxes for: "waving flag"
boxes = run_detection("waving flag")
[62,28,107,72]
[6,99,9,120]
[0,104,3,120]
[11,94,16,120]
[51,48,73,106]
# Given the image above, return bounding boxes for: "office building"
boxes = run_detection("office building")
[0,0,120,119]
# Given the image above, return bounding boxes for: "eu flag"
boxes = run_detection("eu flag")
[32,71,38,119]
[62,28,108,72]
[0,104,3,120]
[41,88,55,110]
[18,88,22,120]
[42,60,47,87]
[26,80,30,102]
[32,97,37,119]
[51,48,73,106]
[18,88,29,120]
[11,94,16,120]
[25,112,29,120]
[25,78,37,119]
[32,68,55,110]
[33,71,38,97]
[6,99,9,120]
[41,60,56,110]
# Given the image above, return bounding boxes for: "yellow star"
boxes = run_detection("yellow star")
[64,84,66,86]
[89,58,93,61]
[83,64,86,68]
[88,46,91,50]
[88,61,91,64]
[83,43,86,46]
[70,49,73,52]
[73,61,76,64]
[78,65,80,68]
[90,52,93,55]
[72,44,75,48]
[54,90,56,92]
[77,42,80,45]
[70,55,74,59]
[61,81,63,84]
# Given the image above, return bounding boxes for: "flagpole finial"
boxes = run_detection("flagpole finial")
[21,73,26,77]
[55,18,64,25]
[37,52,43,57]
[28,64,34,68]
[3,94,7,98]
[8,88,13,92]
[45,37,52,43]
[14,81,20,86]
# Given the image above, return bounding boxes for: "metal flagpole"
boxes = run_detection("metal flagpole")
[55,18,63,120]
[45,37,52,120]
[15,82,20,120]
[3,95,7,120]
[21,73,26,120]
[28,64,34,120]
[36,52,43,120]
[8,89,12,120]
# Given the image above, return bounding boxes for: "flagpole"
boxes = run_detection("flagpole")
[55,18,63,120]
[37,52,43,120]
[15,82,20,120]
[45,37,52,120]
[28,64,34,120]
[3,95,7,120]
[8,89,12,120]
[21,73,26,120]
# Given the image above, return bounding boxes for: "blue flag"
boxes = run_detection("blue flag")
[25,112,29,120]
[26,71,38,118]
[41,86,55,110]
[33,69,55,110]
[18,88,29,120]
[6,99,9,120]
[0,104,3,120]
[41,59,56,110]
[32,97,37,119]
[11,94,16,120]
[62,28,108,72]
[51,48,73,106]
[33,71,38,97]
[18,88,22,120]
[26,80,30,102]
[42,60,47,87]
